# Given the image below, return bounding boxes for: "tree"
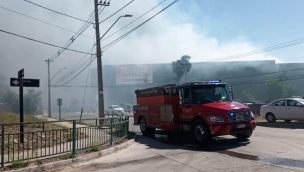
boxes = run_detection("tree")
[172,55,192,82]
[24,89,42,114]
[267,79,293,101]
[0,73,8,102]
[241,89,257,103]
[2,90,19,113]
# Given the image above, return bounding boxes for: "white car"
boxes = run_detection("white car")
[260,98,304,122]
[107,105,124,115]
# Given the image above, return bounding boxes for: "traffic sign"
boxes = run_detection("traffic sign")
[57,98,62,106]
[10,69,40,144]
[10,78,40,87]
[23,78,39,87]
[10,78,20,87]
[18,69,24,78]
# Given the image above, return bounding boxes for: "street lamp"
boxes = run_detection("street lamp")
[100,14,133,40]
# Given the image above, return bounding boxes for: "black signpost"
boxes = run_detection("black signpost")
[18,69,24,144]
[10,69,39,143]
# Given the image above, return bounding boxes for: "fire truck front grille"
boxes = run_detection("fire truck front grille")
[228,111,251,122]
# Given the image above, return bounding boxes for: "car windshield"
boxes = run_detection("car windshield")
[296,99,304,105]
[111,105,120,108]
[192,85,232,103]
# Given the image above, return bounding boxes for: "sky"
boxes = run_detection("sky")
[1,0,304,110]
[1,0,304,71]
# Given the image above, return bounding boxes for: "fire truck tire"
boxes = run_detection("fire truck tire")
[139,117,155,136]
[236,131,252,140]
[192,120,210,144]
[167,132,180,143]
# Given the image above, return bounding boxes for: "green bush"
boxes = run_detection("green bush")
[11,159,29,169]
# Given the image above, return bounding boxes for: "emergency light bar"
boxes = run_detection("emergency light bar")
[208,80,221,83]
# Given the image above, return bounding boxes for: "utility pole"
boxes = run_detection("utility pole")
[45,59,53,117]
[94,0,109,119]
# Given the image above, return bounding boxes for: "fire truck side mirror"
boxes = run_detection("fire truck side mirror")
[228,86,233,100]
[179,88,192,104]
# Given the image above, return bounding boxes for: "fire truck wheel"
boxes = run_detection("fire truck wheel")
[236,131,252,141]
[139,117,155,136]
[167,132,180,143]
[192,120,210,144]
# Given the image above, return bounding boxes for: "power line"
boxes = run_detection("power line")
[53,0,137,84]
[81,63,92,111]
[52,85,97,88]
[0,29,95,55]
[0,5,94,39]
[23,0,92,24]
[282,56,304,62]
[53,73,304,87]
[222,67,304,80]
[53,45,96,85]
[102,0,168,41]
[102,0,179,51]
[50,0,132,62]
[54,0,179,86]
[99,0,135,24]
[49,6,99,61]
[56,56,97,86]
[210,38,304,61]
[98,0,111,15]
[229,74,304,86]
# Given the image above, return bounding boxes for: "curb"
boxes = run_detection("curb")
[7,139,135,172]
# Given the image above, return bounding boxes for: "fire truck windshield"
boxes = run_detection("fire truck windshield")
[192,85,232,104]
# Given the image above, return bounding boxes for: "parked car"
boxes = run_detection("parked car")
[119,103,133,113]
[107,105,124,115]
[260,98,304,122]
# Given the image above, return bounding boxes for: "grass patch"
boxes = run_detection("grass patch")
[89,144,100,152]
[0,112,67,133]
[0,113,86,154]
[0,112,45,124]
[11,159,29,169]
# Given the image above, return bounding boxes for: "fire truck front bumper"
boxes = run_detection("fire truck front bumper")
[209,120,256,136]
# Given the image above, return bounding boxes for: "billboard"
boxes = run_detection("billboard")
[116,65,153,85]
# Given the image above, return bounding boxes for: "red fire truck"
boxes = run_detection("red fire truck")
[133,80,256,143]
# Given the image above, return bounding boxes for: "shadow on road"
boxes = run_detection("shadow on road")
[256,121,304,129]
[134,132,250,152]
[133,132,304,169]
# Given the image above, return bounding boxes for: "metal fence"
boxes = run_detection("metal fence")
[0,116,129,168]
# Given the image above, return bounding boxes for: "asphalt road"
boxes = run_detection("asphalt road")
[56,120,304,172]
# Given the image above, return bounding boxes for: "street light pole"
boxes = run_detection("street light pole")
[45,59,53,117]
[99,14,133,41]
[94,0,132,120]
[94,0,105,119]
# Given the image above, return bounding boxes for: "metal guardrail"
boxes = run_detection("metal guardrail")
[0,116,129,168]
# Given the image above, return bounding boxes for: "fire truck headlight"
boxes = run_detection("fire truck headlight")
[208,115,224,123]
[228,112,235,121]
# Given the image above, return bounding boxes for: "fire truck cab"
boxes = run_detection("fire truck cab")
[134,80,256,143]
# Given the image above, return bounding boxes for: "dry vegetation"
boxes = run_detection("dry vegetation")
[0,112,45,124]
[0,113,86,154]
